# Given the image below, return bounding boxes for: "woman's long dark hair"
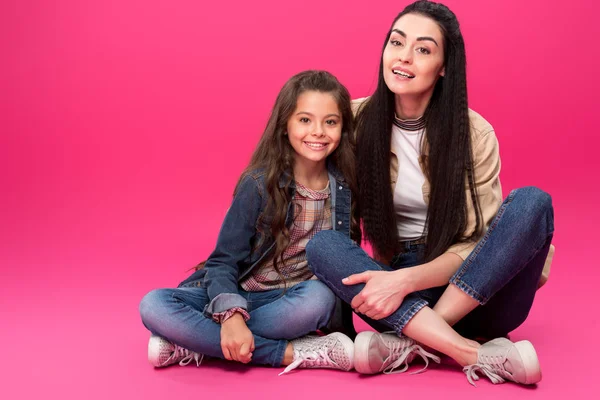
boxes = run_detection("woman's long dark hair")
[196,71,360,279]
[356,0,482,261]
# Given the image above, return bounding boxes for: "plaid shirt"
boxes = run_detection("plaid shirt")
[239,181,332,291]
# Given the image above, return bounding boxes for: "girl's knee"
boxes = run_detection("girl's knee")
[139,289,171,327]
[306,280,336,304]
[294,280,336,316]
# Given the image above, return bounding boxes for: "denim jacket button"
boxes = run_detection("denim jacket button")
[337,220,342,225]
[338,186,343,190]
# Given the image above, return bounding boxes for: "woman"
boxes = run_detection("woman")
[305,0,554,386]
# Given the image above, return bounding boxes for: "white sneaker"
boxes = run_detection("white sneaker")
[464,338,541,385]
[354,331,440,374]
[148,335,204,368]
[279,332,354,375]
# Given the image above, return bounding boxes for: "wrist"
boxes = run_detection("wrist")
[393,266,420,293]
[214,306,250,324]
[221,312,246,326]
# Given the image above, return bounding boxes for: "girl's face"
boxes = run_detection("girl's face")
[287,90,342,169]
[382,13,445,100]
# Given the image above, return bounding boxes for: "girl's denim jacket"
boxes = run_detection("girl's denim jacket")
[178,163,355,336]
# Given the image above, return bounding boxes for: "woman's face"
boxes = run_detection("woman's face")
[382,13,445,101]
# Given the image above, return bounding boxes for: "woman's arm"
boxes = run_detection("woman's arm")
[342,252,461,320]
[445,114,503,260]
[403,251,464,291]
[407,117,503,290]
[345,114,503,318]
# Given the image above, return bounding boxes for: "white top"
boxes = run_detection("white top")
[391,124,428,240]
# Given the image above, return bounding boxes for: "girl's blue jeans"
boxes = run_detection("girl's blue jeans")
[305,186,554,339]
[139,280,336,366]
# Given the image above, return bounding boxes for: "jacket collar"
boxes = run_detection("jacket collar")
[277,160,345,189]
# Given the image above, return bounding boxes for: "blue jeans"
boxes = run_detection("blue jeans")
[305,186,554,339]
[139,280,336,367]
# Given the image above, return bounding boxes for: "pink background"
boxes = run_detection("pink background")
[1,0,598,398]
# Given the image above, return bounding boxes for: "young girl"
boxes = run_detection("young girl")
[305,1,554,386]
[139,70,360,374]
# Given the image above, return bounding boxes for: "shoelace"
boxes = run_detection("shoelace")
[463,355,510,386]
[383,343,441,374]
[166,344,204,367]
[179,352,203,367]
[279,347,335,376]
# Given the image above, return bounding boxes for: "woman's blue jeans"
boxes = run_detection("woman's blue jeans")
[305,186,554,339]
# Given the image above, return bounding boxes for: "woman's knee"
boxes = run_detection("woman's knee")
[514,186,553,215]
[513,186,554,232]
[306,230,351,274]
[306,230,344,257]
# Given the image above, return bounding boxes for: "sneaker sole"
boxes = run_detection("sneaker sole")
[514,340,542,384]
[354,331,378,374]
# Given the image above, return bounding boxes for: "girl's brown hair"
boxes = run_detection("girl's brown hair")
[196,70,360,283]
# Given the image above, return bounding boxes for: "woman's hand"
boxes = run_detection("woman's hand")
[220,313,255,363]
[343,269,415,320]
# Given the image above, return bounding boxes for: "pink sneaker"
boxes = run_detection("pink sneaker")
[147,335,203,368]
[353,331,440,374]
[463,338,542,385]
[279,333,354,375]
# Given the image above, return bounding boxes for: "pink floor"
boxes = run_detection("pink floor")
[3,0,600,398]
[2,196,599,399]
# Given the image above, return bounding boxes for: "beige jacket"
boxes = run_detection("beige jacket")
[352,97,553,288]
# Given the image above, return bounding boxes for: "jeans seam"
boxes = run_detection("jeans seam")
[450,189,517,303]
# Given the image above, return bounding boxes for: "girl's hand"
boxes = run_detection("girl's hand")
[343,269,415,320]
[220,313,255,363]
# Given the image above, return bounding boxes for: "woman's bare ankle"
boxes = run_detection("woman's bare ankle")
[453,338,480,366]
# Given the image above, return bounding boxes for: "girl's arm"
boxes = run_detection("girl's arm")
[220,313,255,364]
[202,174,263,318]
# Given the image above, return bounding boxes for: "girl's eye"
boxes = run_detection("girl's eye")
[390,40,403,47]
[417,47,431,55]
[326,120,338,126]
[300,117,310,123]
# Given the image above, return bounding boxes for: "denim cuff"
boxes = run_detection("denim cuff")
[391,298,428,335]
[213,307,251,324]
[450,277,486,304]
[204,293,248,317]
